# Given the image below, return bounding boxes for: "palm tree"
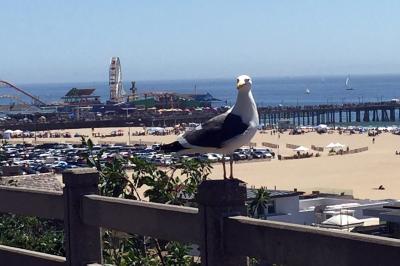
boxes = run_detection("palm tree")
[249,187,270,219]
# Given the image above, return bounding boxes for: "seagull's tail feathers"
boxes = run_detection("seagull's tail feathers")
[160,141,186,153]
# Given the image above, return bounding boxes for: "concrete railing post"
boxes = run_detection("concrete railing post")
[197,179,248,266]
[63,168,103,266]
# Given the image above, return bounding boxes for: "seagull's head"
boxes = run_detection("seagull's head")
[236,75,252,92]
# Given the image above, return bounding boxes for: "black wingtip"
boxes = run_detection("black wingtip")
[160,141,185,153]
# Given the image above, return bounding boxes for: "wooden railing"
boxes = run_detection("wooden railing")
[81,195,201,244]
[0,168,399,266]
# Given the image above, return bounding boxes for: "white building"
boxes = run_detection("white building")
[317,213,379,231]
[247,188,393,226]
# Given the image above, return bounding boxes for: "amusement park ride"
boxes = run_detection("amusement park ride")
[0,80,47,112]
[0,80,46,106]
[108,57,126,103]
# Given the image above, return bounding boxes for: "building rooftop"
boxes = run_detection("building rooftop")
[364,206,400,223]
[64,88,96,97]
[182,92,220,102]
[247,188,304,199]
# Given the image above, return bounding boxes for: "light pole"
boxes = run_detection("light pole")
[34,119,37,144]
[126,122,134,145]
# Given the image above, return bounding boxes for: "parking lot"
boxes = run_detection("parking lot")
[0,142,275,176]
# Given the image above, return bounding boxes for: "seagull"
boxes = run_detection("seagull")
[160,75,259,179]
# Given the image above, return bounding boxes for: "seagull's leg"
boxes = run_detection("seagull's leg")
[229,154,234,179]
[222,155,227,179]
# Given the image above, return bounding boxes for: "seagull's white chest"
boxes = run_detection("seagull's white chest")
[220,91,259,153]
[220,124,258,154]
[230,90,258,124]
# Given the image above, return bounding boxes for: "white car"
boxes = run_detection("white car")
[200,153,219,163]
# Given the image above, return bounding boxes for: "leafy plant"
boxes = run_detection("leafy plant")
[248,187,270,219]
[0,214,64,256]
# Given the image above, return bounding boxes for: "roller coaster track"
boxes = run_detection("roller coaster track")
[0,94,41,111]
[0,80,47,106]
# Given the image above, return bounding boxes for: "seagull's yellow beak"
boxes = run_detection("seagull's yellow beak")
[236,79,245,90]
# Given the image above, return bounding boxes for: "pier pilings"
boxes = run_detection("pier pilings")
[258,102,400,126]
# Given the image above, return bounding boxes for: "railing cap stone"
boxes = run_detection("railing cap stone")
[62,168,99,187]
[196,179,247,206]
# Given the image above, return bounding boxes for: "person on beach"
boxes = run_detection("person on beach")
[372,138,375,144]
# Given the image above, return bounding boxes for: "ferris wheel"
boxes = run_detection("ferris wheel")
[109,57,125,103]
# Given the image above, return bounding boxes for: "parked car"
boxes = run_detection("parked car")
[232,152,247,161]
[252,151,272,159]
[199,153,219,163]
[252,148,275,158]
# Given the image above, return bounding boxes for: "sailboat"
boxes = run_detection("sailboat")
[305,88,311,94]
[345,76,354,90]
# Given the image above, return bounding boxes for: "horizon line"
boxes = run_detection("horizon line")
[9,72,400,86]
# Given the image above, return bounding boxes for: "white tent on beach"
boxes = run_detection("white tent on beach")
[326,143,337,149]
[326,143,346,149]
[3,130,13,139]
[294,146,309,152]
[13,129,23,135]
[335,143,346,149]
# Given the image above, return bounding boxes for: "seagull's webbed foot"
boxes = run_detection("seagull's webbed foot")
[229,154,234,179]
[222,156,227,179]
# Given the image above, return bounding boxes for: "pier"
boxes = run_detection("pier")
[1,101,400,131]
[258,101,400,126]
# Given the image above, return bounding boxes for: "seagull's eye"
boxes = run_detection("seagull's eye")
[245,79,250,82]
[236,79,239,83]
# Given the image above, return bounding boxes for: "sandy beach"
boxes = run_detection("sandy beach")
[9,127,400,200]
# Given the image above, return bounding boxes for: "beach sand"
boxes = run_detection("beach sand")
[11,127,400,200]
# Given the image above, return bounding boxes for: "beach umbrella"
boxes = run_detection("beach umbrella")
[326,143,337,149]
[294,146,309,152]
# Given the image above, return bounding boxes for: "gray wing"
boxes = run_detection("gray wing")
[183,112,249,148]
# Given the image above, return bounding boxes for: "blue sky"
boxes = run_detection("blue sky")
[1,0,399,83]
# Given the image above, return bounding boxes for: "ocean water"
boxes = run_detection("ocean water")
[7,74,400,107]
